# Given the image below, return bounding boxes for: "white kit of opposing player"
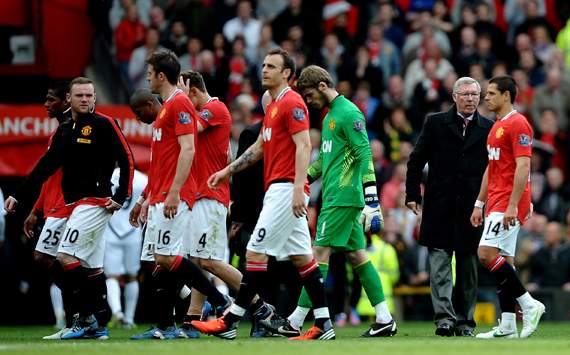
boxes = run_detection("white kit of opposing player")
[103,168,147,327]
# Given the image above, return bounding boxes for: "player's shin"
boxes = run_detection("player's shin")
[298,260,330,329]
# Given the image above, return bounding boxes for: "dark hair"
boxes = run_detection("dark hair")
[48,81,69,100]
[489,75,517,103]
[69,77,94,93]
[129,88,159,108]
[267,47,296,81]
[146,50,181,85]
[180,70,207,93]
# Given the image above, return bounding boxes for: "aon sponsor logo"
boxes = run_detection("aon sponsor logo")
[488,145,500,160]
[262,127,272,141]
[322,140,333,153]
[153,127,162,141]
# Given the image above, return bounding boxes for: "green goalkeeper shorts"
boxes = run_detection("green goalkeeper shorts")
[314,206,365,251]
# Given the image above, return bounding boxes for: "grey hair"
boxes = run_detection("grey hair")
[453,77,481,94]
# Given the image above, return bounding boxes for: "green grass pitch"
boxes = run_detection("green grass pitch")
[1,322,569,355]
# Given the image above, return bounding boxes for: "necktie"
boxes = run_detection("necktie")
[463,118,470,136]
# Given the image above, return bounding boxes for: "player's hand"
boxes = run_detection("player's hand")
[140,199,149,224]
[503,204,518,230]
[406,201,422,215]
[4,196,18,214]
[164,191,180,219]
[470,207,484,227]
[526,203,533,221]
[360,194,383,233]
[129,202,142,227]
[177,76,190,96]
[229,222,243,239]
[105,198,122,212]
[208,167,231,189]
[23,211,38,238]
[292,186,307,218]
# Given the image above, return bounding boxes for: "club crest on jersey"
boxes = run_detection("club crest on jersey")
[518,134,531,146]
[353,120,364,132]
[328,119,336,130]
[81,125,92,136]
[292,108,305,121]
[495,127,504,138]
[199,109,212,121]
[270,107,278,119]
[178,112,191,124]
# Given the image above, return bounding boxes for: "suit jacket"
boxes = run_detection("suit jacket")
[405,105,493,253]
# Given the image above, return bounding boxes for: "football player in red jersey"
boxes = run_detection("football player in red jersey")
[176,70,274,338]
[191,48,334,340]
[471,75,545,339]
[21,83,74,339]
[130,51,230,340]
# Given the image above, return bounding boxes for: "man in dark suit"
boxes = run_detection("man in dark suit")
[405,77,493,337]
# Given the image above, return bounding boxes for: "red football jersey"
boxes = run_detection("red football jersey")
[33,133,70,218]
[148,89,198,207]
[191,97,231,206]
[261,87,310,193]
[486,110,532,224]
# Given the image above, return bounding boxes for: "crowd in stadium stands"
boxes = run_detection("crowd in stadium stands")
[3,0,570,323]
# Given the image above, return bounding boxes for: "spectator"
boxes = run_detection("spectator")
[518,49,545,86]
[512,69,535,119]
[409,58,449,132]
[114,4,146,85]
[227,36,249,102]
[110,0,151,30]
[370,139,393,189]
[531,67,570,131]
[317,33,345,85]
[271,0,320,48]
[536,167,569,222]
[391,191,420,248]
[380,107,414,162]
[505,0,546,43]
[451,0,496,26]
[374,1,406,50]
[347,46,384,99]
[200,50,229,102]
[381,162,407,210]
[378,75,409,121]
[149,6,169,42]
[473,33,497,78]
[163,21,188,57]
[515,0,556,42]
[527,222,570,290]
[453,26,478,77]
[432,0,454,34]
[365,22,401,87]
[556,17,570,67]
[532,25,558,65]
[179,37,203,72]
[223,0,262,63]
[535,109,568,172]
[254,23,278,71]
[353,81,380,138]
[128,28,165,91]
[402,22,452,66]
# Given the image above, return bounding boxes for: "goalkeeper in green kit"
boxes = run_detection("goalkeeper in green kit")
[261,65,396,338]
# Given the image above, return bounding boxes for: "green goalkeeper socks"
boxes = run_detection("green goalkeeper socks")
[355,259,385,305]
[297,263,329,308]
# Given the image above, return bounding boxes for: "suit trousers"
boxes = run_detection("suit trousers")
[428,248,478,330]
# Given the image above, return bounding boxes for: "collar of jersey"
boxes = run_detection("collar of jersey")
[275,86,291,101]
[497,109,517,121]
[165,88,183,103]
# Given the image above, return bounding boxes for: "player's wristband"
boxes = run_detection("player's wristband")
[474,200,485,209]
[136,195,146,206]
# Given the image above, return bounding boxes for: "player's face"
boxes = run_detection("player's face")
[261,54,289,89]
[302,87,327,110]
[44,89,67,118]
[147,65,161,93]
[484,83,505,112]
[131,101,157,124]
[68,83,95,114]
[452,83,480,116]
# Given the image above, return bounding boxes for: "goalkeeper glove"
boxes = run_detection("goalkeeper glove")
[359,186,384,233]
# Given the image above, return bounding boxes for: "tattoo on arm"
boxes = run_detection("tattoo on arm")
[229,150,256,174]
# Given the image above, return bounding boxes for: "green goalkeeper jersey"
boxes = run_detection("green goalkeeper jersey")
[308,95,376,208]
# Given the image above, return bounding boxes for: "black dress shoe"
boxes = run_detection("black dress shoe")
[455,328,474,337]
[435,323,454,337]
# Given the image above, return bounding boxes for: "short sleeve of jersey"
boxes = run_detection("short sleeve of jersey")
[172,96,196,136]
[197,106,219,129]
[285,99,310,135]
[510,117,533,158]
